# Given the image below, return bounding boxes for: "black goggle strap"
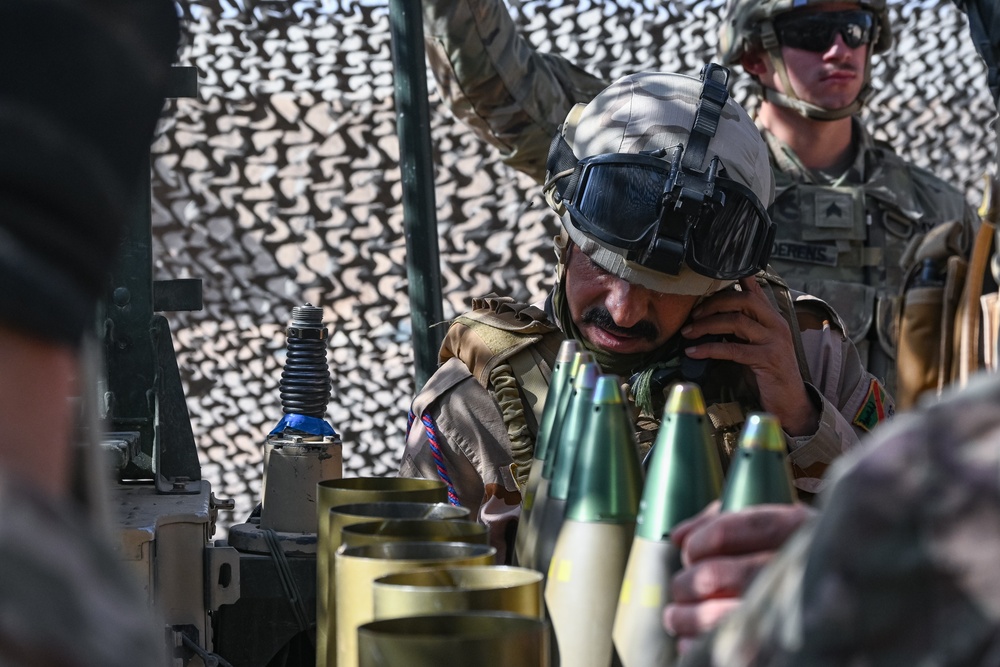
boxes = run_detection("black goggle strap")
[648,64,729,274]
[544,132,583,206]
[643,147,688,274]
[681,63,730,172]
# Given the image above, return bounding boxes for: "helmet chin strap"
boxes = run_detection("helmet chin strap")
[762,83,872,120]
[758,19,875,121]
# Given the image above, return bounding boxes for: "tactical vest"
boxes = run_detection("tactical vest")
[439,296,564,489]
[766,130,971,397]
[441,278,831,487]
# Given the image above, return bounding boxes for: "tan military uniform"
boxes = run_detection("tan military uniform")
[681,369,1000,666]
[422,0,977,397]
[0,472,164,667]
[400,287,890,563]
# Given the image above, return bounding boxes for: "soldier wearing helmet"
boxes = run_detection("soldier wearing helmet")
[717,0,893,120]
[715,0,975,401]
[400,67,889,563]
[420,0,977,402]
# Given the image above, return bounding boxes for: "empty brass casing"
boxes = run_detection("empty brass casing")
[340,518,487,549]
[315,476,449,667]
[372,565,543,621]
[357,612,549,667]
[322,502,468,667]
[334,541,495,667]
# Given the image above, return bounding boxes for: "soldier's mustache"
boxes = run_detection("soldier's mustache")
[825,64,857,74]
[582,308,658,342]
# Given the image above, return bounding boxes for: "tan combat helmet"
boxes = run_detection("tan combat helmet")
[543,66,774,297]
[718,0,893,120]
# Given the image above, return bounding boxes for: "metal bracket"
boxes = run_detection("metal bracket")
[206,544,242,611]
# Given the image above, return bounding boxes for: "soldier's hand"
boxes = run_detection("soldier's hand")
[680,276,820,436]
[663,501,815,653]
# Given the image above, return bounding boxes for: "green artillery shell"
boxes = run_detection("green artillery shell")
[720,412,798,511]
[515,341,581,567]
[614,382,722,667]
[636,382,722,541]
[545,376,641,667]
[532,360,600,578]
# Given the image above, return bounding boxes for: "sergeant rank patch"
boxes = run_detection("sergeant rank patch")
[853,379,890,432]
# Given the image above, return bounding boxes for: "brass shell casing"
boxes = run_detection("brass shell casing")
[372,565,543,621]
[321,501,468,667]
[357,612,549,667]
[334,541,496,667]
[340,518,487,549]
[315,477,448,667]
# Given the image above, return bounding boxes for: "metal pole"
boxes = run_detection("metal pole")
[388,0,445,390]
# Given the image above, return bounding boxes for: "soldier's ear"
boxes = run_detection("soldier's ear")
[740,49,769,78]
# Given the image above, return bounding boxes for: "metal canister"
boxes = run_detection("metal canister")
[371,565,543,620]
[322,502,469,667]
[316,477,449,667]
[357,612,549,667]
[334,541,496,667]
[340,518,488,549]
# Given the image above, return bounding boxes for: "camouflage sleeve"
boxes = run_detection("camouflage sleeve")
[786,295,894,493]
[681,371,1000,666]
[422,0,609,182]
[400,357,523,562]
[0,474,164,667]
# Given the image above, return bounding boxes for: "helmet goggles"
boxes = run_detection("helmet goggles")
[774,10,875,53]
[562,145,775,281]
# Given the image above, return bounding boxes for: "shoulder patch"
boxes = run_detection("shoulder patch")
[853,379,893,432]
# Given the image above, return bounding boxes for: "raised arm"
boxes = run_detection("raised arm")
[423,0,608,181]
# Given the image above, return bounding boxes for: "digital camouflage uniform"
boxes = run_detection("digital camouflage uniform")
[0,473,165,667]
[763,122,976,395]
[680,369,1000,666]
[421,0,977,397]
[400,286,890,563]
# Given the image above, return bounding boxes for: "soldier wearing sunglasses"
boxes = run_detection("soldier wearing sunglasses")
[717,0,976,402]
[400,67,888,564]
[421,0,977,402]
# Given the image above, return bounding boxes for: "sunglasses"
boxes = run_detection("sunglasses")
[774,10,875,52]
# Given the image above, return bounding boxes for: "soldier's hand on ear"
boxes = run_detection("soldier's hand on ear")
[679,276,821,437]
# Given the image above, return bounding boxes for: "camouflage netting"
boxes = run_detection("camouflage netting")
[158,0,997,533]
